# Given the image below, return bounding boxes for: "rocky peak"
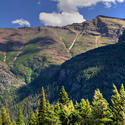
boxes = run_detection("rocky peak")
[71,15,125,39]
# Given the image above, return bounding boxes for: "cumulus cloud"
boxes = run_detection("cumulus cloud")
[54,0,125,12]
[39,12,85,26]
[39,0,125,26]
[12,19,31,27]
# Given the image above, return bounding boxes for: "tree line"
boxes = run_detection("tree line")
[1,84,125,125]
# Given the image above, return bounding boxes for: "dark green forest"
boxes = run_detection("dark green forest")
[1,84,125,125]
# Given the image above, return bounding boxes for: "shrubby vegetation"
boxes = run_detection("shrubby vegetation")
[1,84,125,125]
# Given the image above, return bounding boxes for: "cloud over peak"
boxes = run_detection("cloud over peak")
[39,12,85,26]
[12,19,31,27]
[39,0,125,26]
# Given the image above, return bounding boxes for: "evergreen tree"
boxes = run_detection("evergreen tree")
[39,87,46,111]
[1,107,12,125]
[16,107,25,125]
[54,102,61,115]
[38,87,47,125]
[29,111,38,125]
[68,110,82,125]
[111,84,125,124]
[59,100,78,125]
[59,86,69,105]
[76,99,92,124]
[45,101,61,125]
[92,89,112,124]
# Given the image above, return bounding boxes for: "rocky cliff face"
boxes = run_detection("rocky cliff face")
[71,16,125,38]
[0,63,25,87]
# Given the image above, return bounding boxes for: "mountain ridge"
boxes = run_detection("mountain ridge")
[0,15,125,113]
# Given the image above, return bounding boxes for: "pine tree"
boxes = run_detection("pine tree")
[45,101,61,125]
[40,87,46,111]
[68,110,81,125]
[59,86,69,105]
[54,102,61,115]
[1,107,12,125]
[92,89,112,124]
[76,99,92,124]
[16,107,25,125]
[38,87,47,125]
[59,100,78,125]
[111,84,125,124]
[29,111,38,125]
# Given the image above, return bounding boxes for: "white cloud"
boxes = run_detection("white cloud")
[39,12,85,26]
[12,19,31,27]
[53,0,125,12]
[39,0,125,26]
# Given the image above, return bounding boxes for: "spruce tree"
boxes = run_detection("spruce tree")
[40,87,46,111]
[38,87,47,125]
[45,101,61,125]
[59,86,69,105]
[54,102,61,115]
[16,107,25,125]
[92,89,112,124]
[111,84,125,124]
[59,100,76,125]
[29,111,38,125]
[76,99,92,124]
[1,107,12,125]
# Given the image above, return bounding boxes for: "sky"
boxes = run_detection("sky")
[0,0,125,28]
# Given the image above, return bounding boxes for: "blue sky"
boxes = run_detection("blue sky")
[0,0,125,28]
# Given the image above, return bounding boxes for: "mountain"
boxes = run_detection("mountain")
[0,16,125,84]
[0,16,125,115]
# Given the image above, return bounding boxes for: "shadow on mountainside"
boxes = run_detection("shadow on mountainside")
[16,64,61,103]
[55,42,125,102]
[0,36,56,52]
[15,42,125,105]
[25,37,57,46]
[0,41,23,52]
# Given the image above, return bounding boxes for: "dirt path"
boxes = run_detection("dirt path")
[69,33,79,50]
